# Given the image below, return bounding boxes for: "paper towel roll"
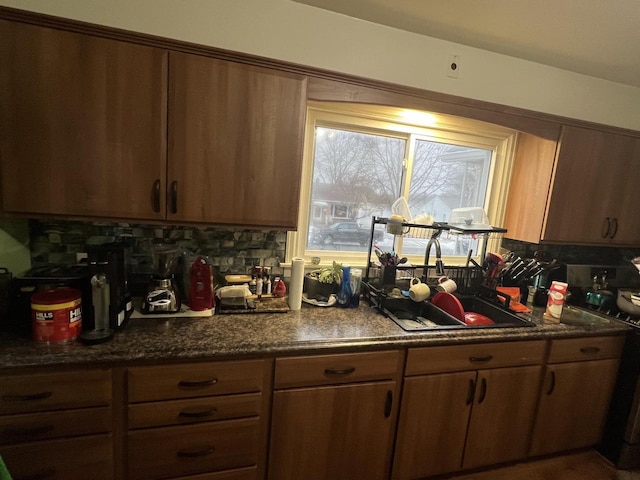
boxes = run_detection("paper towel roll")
[288,257,305,310]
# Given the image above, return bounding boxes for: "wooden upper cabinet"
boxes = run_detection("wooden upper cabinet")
[168,52,307,228]
[0,20,168,220]
[504,126,640,246]
[544,126,640,244]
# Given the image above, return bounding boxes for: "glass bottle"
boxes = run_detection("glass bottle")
[337,266,352,308]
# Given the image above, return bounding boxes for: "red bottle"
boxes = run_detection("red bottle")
[189,257,214,311]
[272,276,287,298]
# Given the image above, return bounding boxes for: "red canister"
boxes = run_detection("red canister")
[31,287,82,343]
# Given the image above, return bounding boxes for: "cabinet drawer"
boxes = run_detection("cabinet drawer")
[274,350,400,388]
[0,406,111,445]
[406,340,546,375]
[128,393,261,429]
[0,369,111,414]
[128,360,266,403]
[165,465,257,480]
[547,335,625,363]
[0,434,112,480]
[128,418,259,480]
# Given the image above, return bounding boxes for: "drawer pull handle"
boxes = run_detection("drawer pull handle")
[466,379,476,405]
[177,446,215,458]
[478,377,487,404]
[152,179,161,213]
[580,346,601,355]
[178,379,218,388]
[2,391,53,402]
[601,217,611,238]
[546,370,556,395]
[469,355,493,364]
[324,367,356,376]
[178,407,218,419]
[170,180,178,214]
[610,218,618,239]
[384,390,393,418]
[2,424,55,438]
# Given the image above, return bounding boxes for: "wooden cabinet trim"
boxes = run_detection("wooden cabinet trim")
[405,340,546,376]
[274,350,401,389]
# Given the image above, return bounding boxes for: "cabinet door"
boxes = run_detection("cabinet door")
[269,381,396,480]
[392,372,476,480]
[544,126,640,244]
[0,21,168,220]
[0,434,112,480]
[530,358,620,456]
[463,365,542,470]
[168,52,307,228]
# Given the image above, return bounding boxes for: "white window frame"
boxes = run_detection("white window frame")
[286,102,518,269]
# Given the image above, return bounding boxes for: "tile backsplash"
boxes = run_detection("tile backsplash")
[29,220,287,278]
[502,237,640,265]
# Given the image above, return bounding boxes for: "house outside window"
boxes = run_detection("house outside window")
[287,102,517,267]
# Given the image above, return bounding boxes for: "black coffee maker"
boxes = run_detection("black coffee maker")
[85,243,132,331]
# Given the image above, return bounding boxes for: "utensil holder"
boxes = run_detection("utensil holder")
[381,266,397,288]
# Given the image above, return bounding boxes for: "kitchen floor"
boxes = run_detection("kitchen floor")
[445,450,639,480]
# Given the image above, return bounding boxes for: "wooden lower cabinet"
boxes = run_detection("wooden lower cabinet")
[529,335,625,457]
[393,371,474,479]
[529,358,621,456]
[269,381,397,480]
[392,365,542,479]
[268,351,402,480]
[126,359,271,480]
[0,369,113,480]
[1,434,113,480]
[463,365,542,469]
[128,418,259,480]
[393,341,545,479]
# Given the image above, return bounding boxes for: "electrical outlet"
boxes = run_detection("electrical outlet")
[448,54,460,78]
[76,252,88,263]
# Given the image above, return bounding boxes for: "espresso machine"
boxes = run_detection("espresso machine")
[142,241,181,314]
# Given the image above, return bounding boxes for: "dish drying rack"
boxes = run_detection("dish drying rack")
[362,216,506,311]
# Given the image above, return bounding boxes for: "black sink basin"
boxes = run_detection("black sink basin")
[456,295,535,329]
[380,294,534,332]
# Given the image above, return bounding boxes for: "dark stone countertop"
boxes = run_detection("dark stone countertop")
[0,302,631,371]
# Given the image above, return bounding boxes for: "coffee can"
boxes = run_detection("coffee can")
[31,287,82,343]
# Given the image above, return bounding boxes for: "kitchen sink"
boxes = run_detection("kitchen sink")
[456,295,535,328]
[380,294,535,332]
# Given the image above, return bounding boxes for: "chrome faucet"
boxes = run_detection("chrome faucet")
[424,230,445,276]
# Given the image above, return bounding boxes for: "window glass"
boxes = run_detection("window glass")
[307,127,405,251]
[401,140,492,256]
[288,103,516,267]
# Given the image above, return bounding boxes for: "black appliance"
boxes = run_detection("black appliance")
[8,264,92,337]
[564,264,640,469]
[86,243,132,331]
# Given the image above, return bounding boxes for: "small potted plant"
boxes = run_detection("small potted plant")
[304,261,343,300]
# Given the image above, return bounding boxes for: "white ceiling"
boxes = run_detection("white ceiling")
[292,0,640,88]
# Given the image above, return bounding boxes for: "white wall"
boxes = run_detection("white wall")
[2,0,640,131]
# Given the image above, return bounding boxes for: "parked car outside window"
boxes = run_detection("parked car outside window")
[311,222,384,246]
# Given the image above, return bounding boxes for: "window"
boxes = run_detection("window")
[287,102,517,267]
